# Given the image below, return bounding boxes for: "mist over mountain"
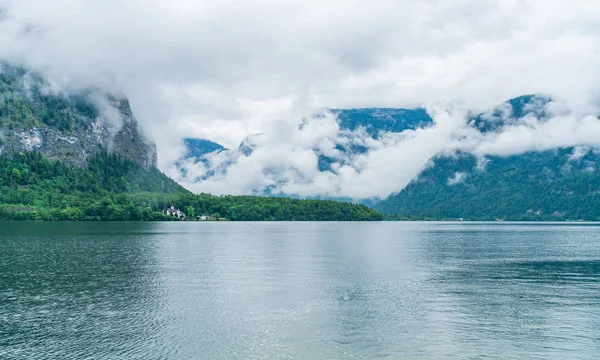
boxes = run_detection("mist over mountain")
[2,1,600,220]
[0,63,157,169]
[178,107,435,176]
[0,64,381,221]
[3,1,600,170]
[169,93,600,219]
[4,63,589,221]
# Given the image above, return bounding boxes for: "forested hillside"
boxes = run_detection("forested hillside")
[375,148,600,221]
[0,152,381,221]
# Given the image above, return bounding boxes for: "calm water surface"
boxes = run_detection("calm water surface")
[1,222,600,359]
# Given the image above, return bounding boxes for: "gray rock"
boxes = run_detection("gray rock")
[0,64,157,169]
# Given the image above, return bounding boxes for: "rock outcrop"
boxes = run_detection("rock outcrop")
[0,64,157,169]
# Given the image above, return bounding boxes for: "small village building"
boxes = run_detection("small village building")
[166,206,185,219]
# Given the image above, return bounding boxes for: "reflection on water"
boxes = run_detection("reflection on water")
[1,222,600,359]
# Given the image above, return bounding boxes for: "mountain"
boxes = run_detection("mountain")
[183,138,225,161]
[0,64,157,169]
[329,107,432,137]
[180,94,600,221]
[374,95,600,221]
[470,94,551,133]
[374,149,600,221]
[178,107,436,177]
[181,107,433,160]
[0,64,382,221]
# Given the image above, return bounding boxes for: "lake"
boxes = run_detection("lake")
[1,222,599,359]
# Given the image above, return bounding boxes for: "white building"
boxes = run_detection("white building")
[166,206,185,219]
[198,214,216,221]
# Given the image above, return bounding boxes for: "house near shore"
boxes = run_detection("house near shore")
[198,214,216,221]
[166,206,185,219]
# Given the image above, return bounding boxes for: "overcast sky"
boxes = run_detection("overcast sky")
[1,0,600,198]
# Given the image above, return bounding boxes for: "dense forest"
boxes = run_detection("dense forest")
[374,149,600,221]
[0,151,382,221]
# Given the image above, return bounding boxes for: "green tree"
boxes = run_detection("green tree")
[11,168,21,183]
[185,206,195,219]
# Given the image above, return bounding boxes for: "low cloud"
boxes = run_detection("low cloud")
[1,1,600,198]
[170,97,600,199]
[447,172,468,186]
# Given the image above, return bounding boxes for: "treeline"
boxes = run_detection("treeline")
[0,151,382,221]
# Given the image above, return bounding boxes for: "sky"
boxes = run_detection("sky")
[1,0,600,199]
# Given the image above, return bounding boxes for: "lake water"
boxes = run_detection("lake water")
[1,222,599,359]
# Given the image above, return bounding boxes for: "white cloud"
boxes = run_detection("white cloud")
[469,113,600,158]
[171,97,600,199]
[447,172,468,186]
[569,146,591,162]
[171,105,472,199]
[2,0,600,198]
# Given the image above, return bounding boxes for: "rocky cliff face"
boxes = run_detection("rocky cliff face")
[0,64,157,169]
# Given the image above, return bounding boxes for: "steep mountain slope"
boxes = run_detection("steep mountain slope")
[0,64,157,168]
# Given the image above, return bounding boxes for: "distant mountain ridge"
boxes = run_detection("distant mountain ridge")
[180,106,438,176]
[180,94,600,220]
[180,95,550,179]
[183,138,225,161]
[182,95,553,165]
[329,107,433,136]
